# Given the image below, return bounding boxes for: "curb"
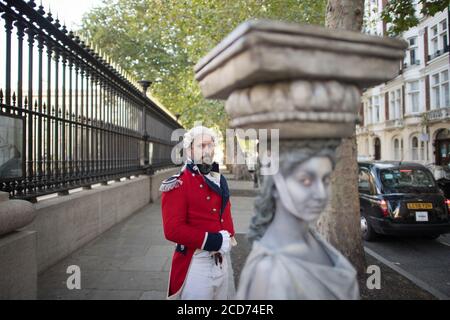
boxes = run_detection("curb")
[364,246,449,300]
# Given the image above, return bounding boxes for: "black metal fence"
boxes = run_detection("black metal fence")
[0,0,182,201]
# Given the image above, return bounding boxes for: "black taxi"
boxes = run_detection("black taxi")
[358,161,450,241]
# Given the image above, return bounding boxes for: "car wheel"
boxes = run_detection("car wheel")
[361,215,377,241]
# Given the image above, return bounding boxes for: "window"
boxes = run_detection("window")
[389,89,402,119]
[420,141,425,161]
[374,96,380,123]
[394,138,401,160]
[412,136,419,160]
[389,92,395,120]
[431,70,449,109]
[401,139,404,157]
[432,73,441,109]
[388,89,402,119]
[408,37,418,65]
[358,169,372,194]
[408,81,420,113]
[395,89,401,118]
[430,21,449,58]
[442,70,449,107]
[431,25,439,56]
[367,99,373,124]
[380,168,436,193]
[440,19,448,52]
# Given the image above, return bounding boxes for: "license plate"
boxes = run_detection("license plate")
[407,203,433,210]
[415,211,429,222]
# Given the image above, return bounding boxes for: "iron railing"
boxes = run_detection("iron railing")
[0,0,182,201]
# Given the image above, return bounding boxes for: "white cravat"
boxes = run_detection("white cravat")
[187,157,221,187]
[205,172,221,187]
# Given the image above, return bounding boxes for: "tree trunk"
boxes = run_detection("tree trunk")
[317,0,367,276]
[325,0,365,31]
[233,135,252,180]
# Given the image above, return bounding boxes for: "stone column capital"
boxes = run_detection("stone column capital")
[195,20,407,139]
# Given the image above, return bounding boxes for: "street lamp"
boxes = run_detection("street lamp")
[138,80,153,96]
[138,80,153,172]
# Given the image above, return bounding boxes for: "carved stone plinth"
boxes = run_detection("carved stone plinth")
[195,20,407,139]
[0,192,36,236]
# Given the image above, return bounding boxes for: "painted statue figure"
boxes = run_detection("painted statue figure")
[235,140,360,300]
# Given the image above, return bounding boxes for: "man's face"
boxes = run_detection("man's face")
[189,134,215,165]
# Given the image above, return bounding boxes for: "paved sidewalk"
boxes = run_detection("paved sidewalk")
[37,172,256,300]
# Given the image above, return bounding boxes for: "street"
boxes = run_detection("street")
[364,234,450,299]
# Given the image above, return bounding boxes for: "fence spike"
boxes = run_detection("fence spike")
[27,0,37,9]
[47,6,53,22]
[37,1,45,15]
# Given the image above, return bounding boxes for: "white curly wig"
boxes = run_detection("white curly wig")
[183,125,218,149]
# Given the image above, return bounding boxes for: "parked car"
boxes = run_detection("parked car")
[358,161,450,241]
[426,164,450,198]
[437,166,450,199]
[437,177,450,199]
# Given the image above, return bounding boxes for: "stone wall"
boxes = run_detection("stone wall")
[0,230,37,299]
[24,168,179,274]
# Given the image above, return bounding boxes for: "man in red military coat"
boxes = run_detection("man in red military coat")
[161,126,236,299]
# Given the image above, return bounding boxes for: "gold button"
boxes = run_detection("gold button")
[206,196,210,200]
[221,219,224,223]
[200,184,203,188]
[192,173,195,177]
[212,208,217,212]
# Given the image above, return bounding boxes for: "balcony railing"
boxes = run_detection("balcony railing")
[384,118,404,129]
[425,107,450,122]
[427,45,449,62]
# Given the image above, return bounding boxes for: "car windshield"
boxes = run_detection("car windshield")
[380,168,436,193]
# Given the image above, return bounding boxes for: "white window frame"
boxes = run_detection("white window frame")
[441,70,449,108]
[407,80,421,113]
[430,24,439,57]
[395,89,401,119]
[440,19,448,52]
[420,140,425,161]
[431,70,449,109]
[411,136,419,160]
[389,91,395,120]
[408,36,419,65]
[431,73,441,109]
[373,96,380,123]
[393,138,400,160]
[389,89,402,119]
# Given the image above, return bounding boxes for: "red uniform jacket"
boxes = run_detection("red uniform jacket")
[160,161,235,299]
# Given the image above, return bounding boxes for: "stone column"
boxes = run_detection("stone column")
[0,191,37,299]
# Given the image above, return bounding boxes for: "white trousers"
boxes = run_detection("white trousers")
[180,251,229,300]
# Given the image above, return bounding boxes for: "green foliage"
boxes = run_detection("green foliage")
[381,0,449,36]
[79,0,327,133]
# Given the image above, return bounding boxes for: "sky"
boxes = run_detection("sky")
[0,0,105,101]
[42,0,105,30]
